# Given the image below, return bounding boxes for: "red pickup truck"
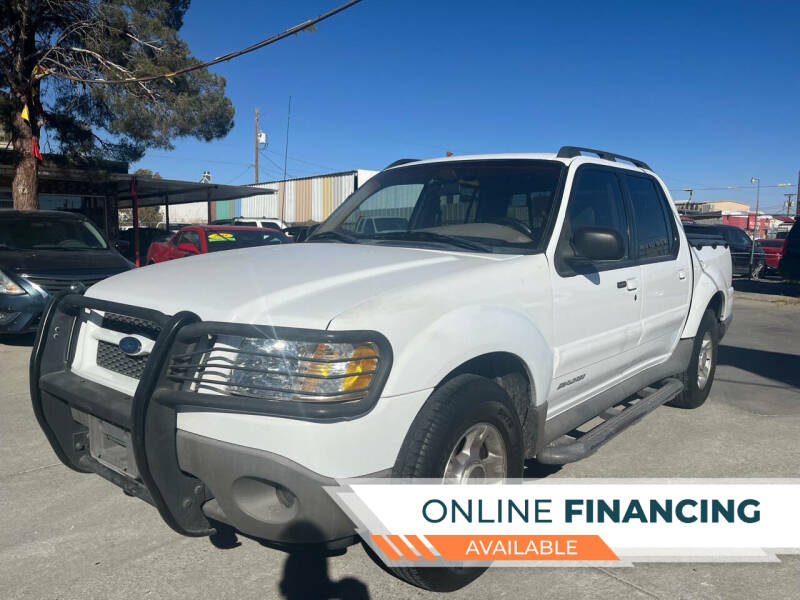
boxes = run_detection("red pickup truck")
[756,238,785,275]
[145,225,291,264]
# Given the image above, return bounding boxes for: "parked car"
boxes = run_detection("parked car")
[354,215,409,234]
[31,147,733,592]
[755,238,785,276]
[145,225,290,264]
[212,217,285,230]
[778,220,800,281]
[683,223,765,278]
[118,227,170,263]
[0,210,132,334]
[283,223,318,242]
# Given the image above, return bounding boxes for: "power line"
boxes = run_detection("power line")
[48,0,363,84]
[260,150,295,179]
[668,183,796,193]
[263,147,337,171]
[144,153,252,167]
[224,165,253,184]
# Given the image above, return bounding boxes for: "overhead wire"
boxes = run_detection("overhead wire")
[47,0,363,84]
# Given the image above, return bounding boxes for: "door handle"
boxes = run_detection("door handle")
[626,278,638,291]
[678,270,687,280]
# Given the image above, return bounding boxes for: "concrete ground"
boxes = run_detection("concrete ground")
[1,295,798,600]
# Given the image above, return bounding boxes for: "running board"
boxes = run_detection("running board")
[536,378,684,465]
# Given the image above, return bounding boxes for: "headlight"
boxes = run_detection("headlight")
[170,330,390,408]
[0,270,25,295]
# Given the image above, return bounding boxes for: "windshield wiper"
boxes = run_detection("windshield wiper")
[307,230,359,244]
[370,231,494,253]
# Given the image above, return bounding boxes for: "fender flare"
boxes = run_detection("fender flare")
[383,304,553,408]
[682,269,726,339]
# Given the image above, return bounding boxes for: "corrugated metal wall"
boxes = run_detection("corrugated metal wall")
[239,172,361,224]
[241,182,279,219]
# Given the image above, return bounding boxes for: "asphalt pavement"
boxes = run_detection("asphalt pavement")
[1,294,798,600]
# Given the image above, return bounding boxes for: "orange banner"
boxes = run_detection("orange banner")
[370,534,618,562]
[428,535,618,561]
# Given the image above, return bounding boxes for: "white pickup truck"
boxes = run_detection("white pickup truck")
[31,147,733,592]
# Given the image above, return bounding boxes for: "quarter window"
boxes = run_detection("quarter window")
[627,175,672,259]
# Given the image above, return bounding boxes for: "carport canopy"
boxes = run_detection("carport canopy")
[113,174,272,266]
[114,174,270,209]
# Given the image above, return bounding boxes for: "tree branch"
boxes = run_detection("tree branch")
[45,0,362,84]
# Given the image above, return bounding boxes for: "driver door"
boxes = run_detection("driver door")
[548,166,643,416]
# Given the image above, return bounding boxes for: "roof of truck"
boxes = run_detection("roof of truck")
[384,147,654,173]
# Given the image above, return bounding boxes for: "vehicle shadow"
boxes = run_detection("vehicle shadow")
[210,521,370,600]
[0,332,36,347]
[718,344,800,389]
[733,279,800,297]
[523,459,562,479]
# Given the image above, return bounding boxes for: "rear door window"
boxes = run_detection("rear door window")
[626,174,674,260]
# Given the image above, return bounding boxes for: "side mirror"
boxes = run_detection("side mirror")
[176,242,200,254]
[114,240,131,252]
[572,227,625,261]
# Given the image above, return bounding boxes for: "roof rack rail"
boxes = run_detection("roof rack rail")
[384,158,420,170]
[556,146,651,170]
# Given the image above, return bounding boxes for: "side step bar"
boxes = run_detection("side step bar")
[536,378,684,465]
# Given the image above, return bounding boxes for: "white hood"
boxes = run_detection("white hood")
[86,243,505,329]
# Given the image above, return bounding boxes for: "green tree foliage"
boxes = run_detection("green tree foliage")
[118,167,163,225]
[0,0,234,209]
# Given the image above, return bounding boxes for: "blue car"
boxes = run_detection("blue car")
[0,210,133,334]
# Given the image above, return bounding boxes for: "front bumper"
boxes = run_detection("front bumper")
[177,431,356,545]
[30,293,387,545]
[0,292,45,333]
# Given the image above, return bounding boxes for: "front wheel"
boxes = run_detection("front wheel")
[668,309,719,409]
[381,374,523,592]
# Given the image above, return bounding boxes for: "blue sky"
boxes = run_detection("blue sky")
[132,0,800,214]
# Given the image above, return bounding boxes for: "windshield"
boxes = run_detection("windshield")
[313,159,565,253]
[0,217,108,250]
[204,229,288,252]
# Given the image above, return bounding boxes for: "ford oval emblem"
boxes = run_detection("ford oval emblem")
[118,336,142,356]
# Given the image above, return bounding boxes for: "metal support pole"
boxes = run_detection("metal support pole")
[165,195,170,231]
[131,177,140,267]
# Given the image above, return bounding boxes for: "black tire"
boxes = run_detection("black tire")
[384,374,524,592]
[668,309,719,409]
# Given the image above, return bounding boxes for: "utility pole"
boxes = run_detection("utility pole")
[796,170,800,218]
[254,107,259,184]
[749,177,760,276]
[784,193,795,217]
[283,96,291,181]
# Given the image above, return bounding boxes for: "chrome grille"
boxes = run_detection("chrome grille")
[96,340,148,380]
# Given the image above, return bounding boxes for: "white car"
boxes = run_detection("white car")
[32,147,733,592]
[212,217,288,231]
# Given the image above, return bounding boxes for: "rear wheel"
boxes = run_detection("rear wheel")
[381,374,523,592]
[668,309,719,409]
